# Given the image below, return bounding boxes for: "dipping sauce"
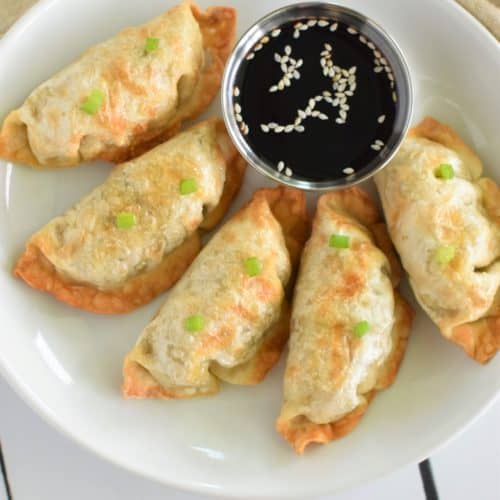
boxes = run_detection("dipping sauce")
[225,6,411,188]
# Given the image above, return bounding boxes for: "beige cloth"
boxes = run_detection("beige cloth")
[1,0,499,38]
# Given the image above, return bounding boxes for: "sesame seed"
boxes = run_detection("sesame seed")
[293,30,300,39]
[285,45,292,55]
[319,113,328,120]
[359,35,367,43]
[345,90,353,97]
[271,28,281,37]
[323,90,332,97]
[277,161,285,172]
[341,103,349,110]
[367,42,375,49]
[278,81,284,90]
[318,20,329,27]
[332,98,339,106]
[296,59,303,68]
[308,98,316,108]
[233,86,240,97]
[392,91,398,102]
[268,122,277,128]
[274,53,281,62]
[294,22,302,29]
[280,63,287,73]
[308,19,317,26]
[284,76,291,86]
[371,143,381,151]
[380,57,387,65]
[300,24,308,31]
[343,167,355,174]
[377,114,386,123]
[388,72,394,81]
[234,103,241,113]
[330,22,338,31]
[349,66,357,74]
[293,70,300,79]
[285,167,293,177]
[315,95,323,102]
[312,110,320,117]
[235,114,242,123]
[374,66,383,73]
[285,125,294,132]
[295,125,305,132]
[298,110,306,119]
[374,50,381,58]
[340,110,347,119]
[254,44,263,51]
[275,126,284,133]
[246,53,255,60]
[269,85,278,93]
[347,26,358,34]
[336,117,344,124]
[261,36,270,44]
[294,117,302,125]
[324,42,333,51]
[260,124,269,132]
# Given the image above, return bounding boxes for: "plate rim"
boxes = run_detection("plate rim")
[0,0,499,497]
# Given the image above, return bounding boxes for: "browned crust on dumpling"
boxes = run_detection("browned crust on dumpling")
[211,301,291,385]
[0,4,236,167]
[13,143,245,314]
[451,316,500,364]
[122,355,219,399]
[276,292,413,454]
[14,232,201,314]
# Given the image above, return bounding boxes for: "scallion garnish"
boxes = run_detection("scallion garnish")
[145,37,160,53]
[115,212,136,229]
[435,163,454,180]
[435,245,456,265]
[354,320,370,338]
[245,257,262,277]
[329,234,350,249]
[80,89,104,115]
[180,178,198,195]
[184,314,205,332]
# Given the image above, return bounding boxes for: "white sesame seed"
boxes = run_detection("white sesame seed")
[246,53,255,60]
[342,68,349,76]
[325,96,333,103]
[285,125,294,132]
[332,98,339,106]
[275,126,284,133]
[277,161,285,171]
[324,42,333,51]
[330,22,338,31]
[254,44,263,51]
[371,143,381,151]
[312,110,320,117]
[359,35,367,43]
[284,46,291,56]
[320,57,326,67]
[261,36,270,44]
[284,76,291,86]
[323,90,332,97]
[293,30,300,39]
[376,139,384,145]
[233,86,240,97]
[318,20,329,27]
[374,66,383,73]
[293,70,300,79]
[294,117,302,125]
[315,95,323,102]
[271,28,281,37]
[300,24,308,31]
[374,58,380,66]
[340,110,347,119]
[347,26,358,34]
[234,103,242,113]
[295,125,305,132]
[380,57,387,65]
[268,122,277,128]
[298,110,306,119]
[285,167,293,177]
[343,167,355,175]
[274,53,281,62]
[280,63,287,73]
[374,50,381,58]
[319,113,328,120]
[296,59,303,68]
[390,81,395,88]
[294,22,302,29]
[392,91,397,102]
[260,124,269,132]
[278,81,284,90]
[309,98,316,108]
[282,55,289,64]
[345,90,353,96]
[308,19,317,26]
[243,126,249,135]
[377,114,386,123]
[341,103,349,110]
[351,83,357,91]
[269,85,278,93]
[367,42,375,49]
[388,72,394,81]
[236,114,242,123]
[336,117,344,124]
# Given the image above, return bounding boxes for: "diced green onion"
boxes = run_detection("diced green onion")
[115,212,136,229]
[184,314,205,332]
[80,89,105,115]
[329,234,350,249]
[144,37,160,53]
[354,320,370,338]
[435,245,456,265]
[245,257,262,277]
[435,163,454,179]
[179,178,198,195]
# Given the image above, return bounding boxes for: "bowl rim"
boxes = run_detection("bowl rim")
[221,1,414,191]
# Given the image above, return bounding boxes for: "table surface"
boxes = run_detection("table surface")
[1,374,499,500]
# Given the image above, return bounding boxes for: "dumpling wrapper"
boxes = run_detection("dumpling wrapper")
[122,187,309,399]
[375,117,500,364]
[0,2,236,167]
[14,118,246,313]
[276,188,413,454]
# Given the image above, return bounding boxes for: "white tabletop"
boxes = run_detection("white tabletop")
[0,375,499,500]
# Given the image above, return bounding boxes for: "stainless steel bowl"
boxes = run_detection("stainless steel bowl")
[221,2,413,191]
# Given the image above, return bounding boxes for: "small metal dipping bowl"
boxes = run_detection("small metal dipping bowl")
[221,2,413,191]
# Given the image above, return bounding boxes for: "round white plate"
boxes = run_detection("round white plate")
[0,0,499,497]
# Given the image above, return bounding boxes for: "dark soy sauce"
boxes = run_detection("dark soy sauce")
[232,19,397,182]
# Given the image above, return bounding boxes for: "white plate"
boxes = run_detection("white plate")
[0,0,498,497]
